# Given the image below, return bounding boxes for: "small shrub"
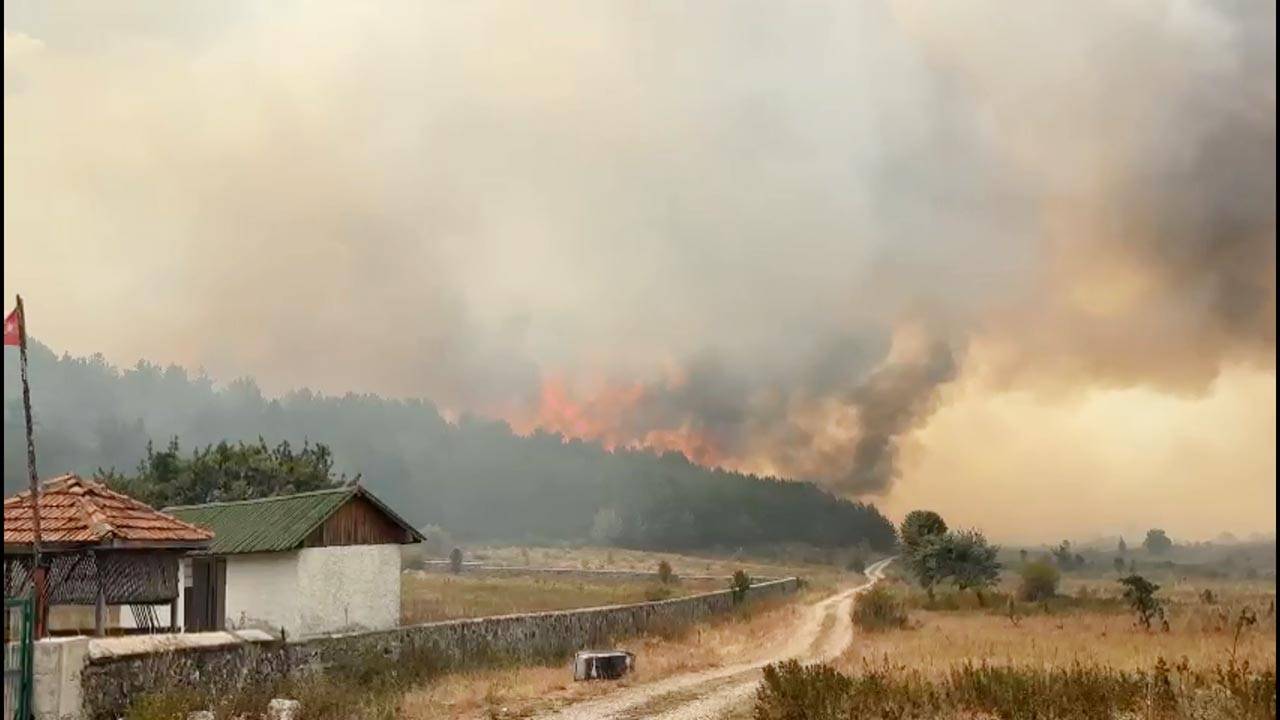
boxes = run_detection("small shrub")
[1201,588,1218,605]
[1018,560,1060,602]
[1119,574,1165,630]
[449,547,464,573]
[644,585,675,601]
[731,570,752,603]
[657,560,674,584]
[846,556,867,574]
[852,585,909,632]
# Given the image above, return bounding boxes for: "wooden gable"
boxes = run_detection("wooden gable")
[302,494,415,548]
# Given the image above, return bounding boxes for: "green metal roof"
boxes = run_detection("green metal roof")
[165,487,358,555]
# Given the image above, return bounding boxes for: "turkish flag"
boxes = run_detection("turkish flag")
[3,307,20,346]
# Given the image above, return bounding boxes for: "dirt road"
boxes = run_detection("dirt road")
[534,557,894,720]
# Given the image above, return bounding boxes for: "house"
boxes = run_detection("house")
[3,475,213,636]
[165,485,423,638]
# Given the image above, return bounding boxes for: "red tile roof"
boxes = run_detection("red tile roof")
[3,475,213,548]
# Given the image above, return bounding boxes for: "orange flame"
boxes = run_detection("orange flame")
[507,374,726,469]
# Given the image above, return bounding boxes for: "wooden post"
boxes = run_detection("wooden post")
[93,551,106,637]
[169,596,179,633]
[15,295,47,638]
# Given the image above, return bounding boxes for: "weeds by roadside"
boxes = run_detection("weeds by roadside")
[755,656,1277,720]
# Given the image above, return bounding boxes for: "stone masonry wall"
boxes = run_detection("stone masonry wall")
[80,577,799,719]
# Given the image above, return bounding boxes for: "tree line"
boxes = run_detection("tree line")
[3,341,898,551]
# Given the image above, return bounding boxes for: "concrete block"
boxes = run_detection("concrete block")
[33,636,90,720]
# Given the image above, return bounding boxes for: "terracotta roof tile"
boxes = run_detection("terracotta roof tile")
[3,475,213,548]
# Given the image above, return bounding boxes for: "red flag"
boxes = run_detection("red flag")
[3,306,20,346]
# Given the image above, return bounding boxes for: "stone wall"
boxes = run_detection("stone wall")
[78,577,799,719]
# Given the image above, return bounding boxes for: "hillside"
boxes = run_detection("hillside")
[2,342,896,551]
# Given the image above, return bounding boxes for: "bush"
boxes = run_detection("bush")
[644,585,675,601]
[852,585,909,632]
[449,547,464,573]
[731,570,752,603]
[1119,574,1166,630]
[657,560,674,584]
[846,556,867,574]
[1018,560,1060,602]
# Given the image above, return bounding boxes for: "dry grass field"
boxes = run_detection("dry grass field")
[841,579,1276,675]
[751,572,1278,720]
[463,544,855,585]
[400,572,728,624]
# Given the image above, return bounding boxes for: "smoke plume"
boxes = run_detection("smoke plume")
[3,0,1274,498]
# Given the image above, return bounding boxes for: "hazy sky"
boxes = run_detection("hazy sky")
[4,1,1275,542]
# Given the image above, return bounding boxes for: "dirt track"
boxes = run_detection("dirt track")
[533,557,894,720]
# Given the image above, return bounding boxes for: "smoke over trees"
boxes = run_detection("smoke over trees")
[3,1,1274,507]
[3,342,898,551]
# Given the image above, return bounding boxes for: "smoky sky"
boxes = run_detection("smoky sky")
[3,0,1275,496]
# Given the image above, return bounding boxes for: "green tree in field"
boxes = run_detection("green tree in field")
[1117,537,1127,555]
[903,524,1001,604]
[100,436,343,507]
[1119,574,1166,630]
[940,529,1002,604]
[1018,559,1060,601]
[904,533,948,600]
[449,547,464,573]
[898,510,948,553]
[1143,529,1174,555]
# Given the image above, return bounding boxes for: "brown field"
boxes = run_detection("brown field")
[842,575,1276,674]
[400,572,728,624]
[463,544,855,586]
[398,590,820,719]
[744,574,1279,720]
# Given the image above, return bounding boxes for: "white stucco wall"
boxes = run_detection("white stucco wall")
[116,547,400,638]
[224,552,301,635]
[295,544,401,637]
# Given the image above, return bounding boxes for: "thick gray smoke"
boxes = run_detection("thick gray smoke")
[4,0,1274,496]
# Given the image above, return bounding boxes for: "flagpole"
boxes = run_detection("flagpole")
[15,295,47,638]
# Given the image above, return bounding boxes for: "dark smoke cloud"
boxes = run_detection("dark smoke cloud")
[844,340,958,494]
[3,0,1274,497]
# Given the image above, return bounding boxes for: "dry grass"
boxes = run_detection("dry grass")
[467,544,851,586]
[747,578,1279,720]
[839,609,1276,676]
[401,572,726,624]
[398,591,821,719]
[839,577,1276,677]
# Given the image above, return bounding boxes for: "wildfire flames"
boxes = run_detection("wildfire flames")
[507,376,728,469]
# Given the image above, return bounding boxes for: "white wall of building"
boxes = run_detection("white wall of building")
[295,544,401,636]
[115,546,403,638]
[224,551,301,635]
